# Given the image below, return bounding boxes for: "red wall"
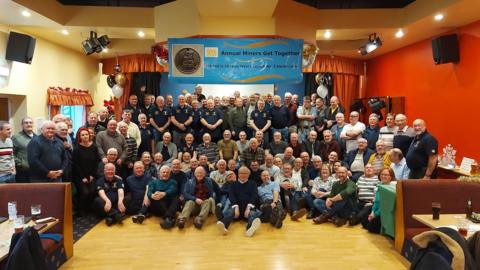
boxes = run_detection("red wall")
[367,20,480,162]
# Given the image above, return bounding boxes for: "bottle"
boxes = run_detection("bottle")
[8,201,17,221]
[466,198,473,219]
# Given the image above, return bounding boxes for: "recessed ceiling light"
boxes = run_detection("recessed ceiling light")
[137,31,145,38]
[21,10,31,17]
[434,13,444,21]
[102,48,108,53]
[395,29,404,38]
[61,29,69,35]
[324,30,332,39]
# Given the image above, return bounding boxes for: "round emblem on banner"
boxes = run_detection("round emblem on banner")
[174,48,201,74]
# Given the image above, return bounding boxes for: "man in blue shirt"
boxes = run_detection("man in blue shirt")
[269,96,291,142]
[149,96,171,142]
[257,170,285,228]
[171,95,193,147]
[201,99,224,142]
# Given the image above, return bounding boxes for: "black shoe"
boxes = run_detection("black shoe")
[260,204,273,223]
[270,206,280,226]
[161,217,174,229]
[105,216,115,226]
[348,214,358,226]
[113,212,124,224]
[306,211,314,219]
[132,214,145,224]
[215,204,224,221]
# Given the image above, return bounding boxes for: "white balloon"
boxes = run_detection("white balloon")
[156,55,168,67]
[302,55,316,68]
[112,84,124,98]
[317,84,328,99]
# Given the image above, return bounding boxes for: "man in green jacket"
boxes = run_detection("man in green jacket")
[132,165,178,229]
[313,166,357,226]
[12,117,36,183]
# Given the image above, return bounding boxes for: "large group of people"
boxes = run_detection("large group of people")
[0,84,439,237]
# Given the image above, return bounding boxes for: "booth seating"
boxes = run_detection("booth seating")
[0,183,73,268]
[395,179,480,259]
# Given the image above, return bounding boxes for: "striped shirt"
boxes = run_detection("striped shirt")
[0,138,15,176]
[196,142,219,164]
[124,137,138,164]
[356,175,379,202]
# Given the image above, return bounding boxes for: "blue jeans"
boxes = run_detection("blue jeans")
[271,127,289,142]
[222,207,261,230]
[0,174,16,183]
[284,190,306,213]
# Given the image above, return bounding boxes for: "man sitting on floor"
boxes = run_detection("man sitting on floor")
[93,163,126,226]
[257,170,285,228]
[177,167,215,229]
[135,165,178,229]
[216,166,262,237]
[275,162,308,221]
[125,161,151,217]
[313,166,358,227]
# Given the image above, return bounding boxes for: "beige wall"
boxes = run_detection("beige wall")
[0,28,104,132]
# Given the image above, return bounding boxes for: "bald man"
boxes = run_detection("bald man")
[93,163,126,226]
[313,166,357,227]
[406,119,438,179]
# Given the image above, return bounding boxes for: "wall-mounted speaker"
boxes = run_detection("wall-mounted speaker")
[432,34,459,65]
[5,32,36,64]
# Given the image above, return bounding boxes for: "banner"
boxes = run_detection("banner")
[168,38,303,84]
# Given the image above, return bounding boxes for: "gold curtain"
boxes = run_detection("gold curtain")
[47,87,94,119]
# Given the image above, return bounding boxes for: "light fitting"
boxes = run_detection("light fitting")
[61,29,69,35]
[358,33,382,56]
[82,31,110,55]
[137,31,145,38]
[434,13,444,21]
[395,29,404,38]
[323,30,332,39]
[21,10,31,17]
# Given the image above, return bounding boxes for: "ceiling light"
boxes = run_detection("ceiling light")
[434,13,444,21]
[102,48,108,53]
[323,30,332,39]
[21,10,31,17]
[358,33,382,56]
[395,29,404,38]
[137,31,145,38]
[61,29,69,35]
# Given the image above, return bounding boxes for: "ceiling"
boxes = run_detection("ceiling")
[57,0,175,7]
[294,0,416,9]
[0,0,479,60]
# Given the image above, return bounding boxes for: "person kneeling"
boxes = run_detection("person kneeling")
[93,163,126,226]
[313,166,358,227]
[177,167,215,229]
[216,166,262,237]
[133,165,178,229]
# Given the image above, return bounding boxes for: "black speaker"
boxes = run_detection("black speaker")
[5,32,36,64]
[432,34,459,65]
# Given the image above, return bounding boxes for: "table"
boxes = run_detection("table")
[0,218,59,261]
[379,183,396,238]
[437,164,472,179]
[412,214,479,238]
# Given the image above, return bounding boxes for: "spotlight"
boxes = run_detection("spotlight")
[324,30,332,39]
[21,10,31,17]
[81,31,109,55]
[137,31,145,38]
[358,33,382,56]
[395,29,404,38]
[434,13,444,21]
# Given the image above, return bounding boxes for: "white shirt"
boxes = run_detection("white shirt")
[341,122,366,153]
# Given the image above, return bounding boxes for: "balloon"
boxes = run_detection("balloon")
[114,64,121,73]
[317,84,328,99]
[115,73,127,87]
[315,73,322,85]
[107,74,116,88]
[156,55,168,67]
[302,55,316,68]
[111,84,124,98]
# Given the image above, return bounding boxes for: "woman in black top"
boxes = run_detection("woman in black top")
[73,127,99,215]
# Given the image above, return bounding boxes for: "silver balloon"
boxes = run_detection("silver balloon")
[156,55,168,67]
[317,84,328,99]
[111,84,124,98]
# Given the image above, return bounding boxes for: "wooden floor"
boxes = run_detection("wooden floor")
[61,216,409,270]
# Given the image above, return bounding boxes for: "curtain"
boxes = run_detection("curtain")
[304,55,363,75]
[333,74,359,117]
[131,72,162,97]
[47,87,94,119]
[101,54,167,75]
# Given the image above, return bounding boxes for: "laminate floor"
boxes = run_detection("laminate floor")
[61,215,409,270]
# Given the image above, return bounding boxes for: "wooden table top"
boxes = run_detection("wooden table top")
[0,218,59,261]
[412,214,479,238]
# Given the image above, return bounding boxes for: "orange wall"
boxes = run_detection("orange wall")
[367,20,480,162]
